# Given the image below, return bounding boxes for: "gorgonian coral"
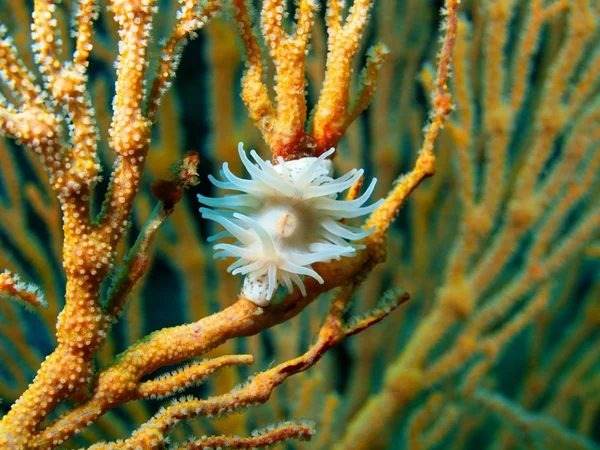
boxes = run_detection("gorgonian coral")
[197,143,382,305]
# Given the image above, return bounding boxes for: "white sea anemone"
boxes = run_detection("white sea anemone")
[197,143,382,306]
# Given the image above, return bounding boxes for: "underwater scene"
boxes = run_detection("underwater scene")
[0,0,598,448]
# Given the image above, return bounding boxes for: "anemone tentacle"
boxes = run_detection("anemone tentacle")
[197,142,381,305]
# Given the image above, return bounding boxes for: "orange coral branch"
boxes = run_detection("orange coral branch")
[83,285,407,449]
[134,355,254,400]
[175,421,315,449]
[147,0,221,122]
[234,0,389,160]
[345,43,391,127]
[365,0,459,249]
[0,270,47,310]
[232,0,276,144]
[234,0,318,160]
[310,0,376,151]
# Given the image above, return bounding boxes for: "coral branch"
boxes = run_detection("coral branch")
[311,0,375,142]
[365,0,459,247]
[346,43,391,127]
[234,0,387,160]
[86,284,406,449]
[233,0,276,145]
[0,270,47,310]
[134,355,254,400]
[262,0,316,146]
[0,1,211,438]
[235,0,318,159]
[344,287,407,337]
[99,0,155,248]
[147,0,221,121]
[105,151,200,320]
[0,26,43,106]
[176,421,315,449]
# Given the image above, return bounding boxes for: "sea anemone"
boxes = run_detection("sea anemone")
[197,143,382,306]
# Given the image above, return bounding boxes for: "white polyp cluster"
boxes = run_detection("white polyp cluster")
[197,143,382,306]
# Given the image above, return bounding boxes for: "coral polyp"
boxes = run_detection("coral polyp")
[198,143,382,305]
